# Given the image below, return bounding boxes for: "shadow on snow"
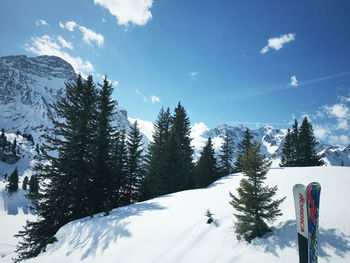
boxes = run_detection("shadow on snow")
[252,220,350,260]
[47,202,166,260]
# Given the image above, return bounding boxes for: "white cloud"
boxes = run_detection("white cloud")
[94,0,153,26]
[102,18,106,23]
[289,75,298,87]
[260,33,295,54]
[336,119,349,130]
[35,19,49,26]
[57,35,73,50]
[329,135,350,146]
[314,125,330,140]
[324,104,350,119]
[112,80,119,86]
[190,122,210,150]
[128,117,154,142]
[24,35,94,75]
[190,71,199,77]
[136,89,148,102]
[340,95,350,103]
[151,95,160,104]
[60,21,104,47]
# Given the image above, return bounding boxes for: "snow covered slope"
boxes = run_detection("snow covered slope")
[15,166,350,263]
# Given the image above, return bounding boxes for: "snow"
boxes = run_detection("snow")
[0,166,346,263]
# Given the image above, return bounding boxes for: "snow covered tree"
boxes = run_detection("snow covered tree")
[22,176,29,190]
[195,137,218,188]
[124,121,144,205]
[298,117,324,166]
[218,133,234,176]
[142,107,172,199]
[280,128,293,167]
[234,128,253,172]
[230,142,285,242]
[7,167,19,192]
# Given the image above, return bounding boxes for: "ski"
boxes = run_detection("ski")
[306,182,321,263]
[293,184,308,263]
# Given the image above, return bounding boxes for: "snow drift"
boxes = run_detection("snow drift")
[14,166,350,263]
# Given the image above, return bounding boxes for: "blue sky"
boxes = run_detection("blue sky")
[0,0,350,146]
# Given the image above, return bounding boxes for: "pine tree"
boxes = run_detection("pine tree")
[218,133,234,176]
[166,102,194,192]
[291,119,300,166]
[12,138,17,155]
[27,175,40,200]
[14,74,99,261]
[22,176,29,190]
[111,130,128,206]
[124,121,144,205]
[298,117,324,166]
[7,167,19,192]
[341,160,344,166]
[229,142,285,242]
[93,76,116,215]
[234,128,253,172]
[195,137,218,188]
[280,128,293,167]
[142,107,172,199]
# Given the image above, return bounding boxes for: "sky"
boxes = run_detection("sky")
[0,0,350,146]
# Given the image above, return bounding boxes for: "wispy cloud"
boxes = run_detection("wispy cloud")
[324,104,350,119]
[151,95,160,104]
[136,89,148,102]
[57,35,73,50]
[289,75,298,87]
[60,21,104,47]
[35,19,49,26]
[94,0,153,26]
[24,35,94,76]
[190,71,199,77]
[260,33,295,54]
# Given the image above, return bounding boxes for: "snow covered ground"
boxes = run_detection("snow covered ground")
[0,166,345,263]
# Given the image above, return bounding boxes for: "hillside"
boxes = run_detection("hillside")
[5,166,347,263]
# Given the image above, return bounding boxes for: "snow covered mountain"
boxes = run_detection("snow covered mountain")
[1,166,347,263]
[193,123,350,167]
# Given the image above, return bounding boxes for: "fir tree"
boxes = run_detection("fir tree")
[0,128,4,139]
[234,128,253,172]
[280,128,293,167]
[142,107,172,199]
[298,117,324,166]
[12,138,17,155]
[93,76,116,215]
[194,137,218,188]
[124,121,144,205]
[291,119,300,166]
[166,102,194,192]
[22,176,29,190]
[7,167,19,192]
[27,175,40,201]
[341,160,344,166]
[218,133,234,176]
[14,74,99,261]
[229,142,285,242]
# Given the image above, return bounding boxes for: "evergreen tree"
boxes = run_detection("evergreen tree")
[165,102,194,192]
[234,128,253,172]
[111,130,128,206]
[27,175,40,201]
[7,167,19,192]
[142,107,172,199]
[93,76,116,215]
[341,160,344,166]
[194,137,218,188]
[12,138,17,155]
[22,176,29,190]
[124,121,144,205]
[14,74,99,261]
[291,119,300,166]
[280,128,293,167]
[218,133,234,176]
[0,128,4,139]
[298,117,324,166]
[229,142,285,242]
